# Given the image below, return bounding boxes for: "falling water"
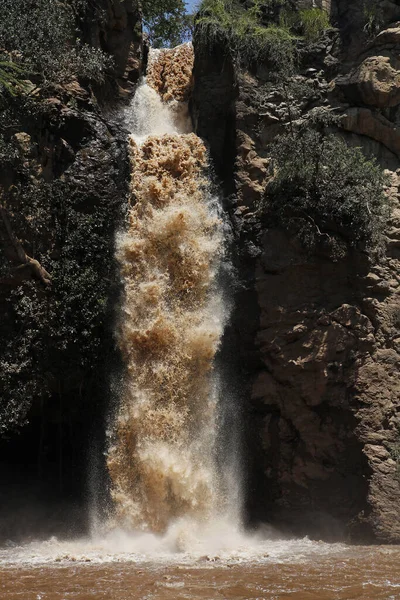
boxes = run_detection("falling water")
[106,43,238,542]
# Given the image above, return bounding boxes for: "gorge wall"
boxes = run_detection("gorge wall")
[193,0,400,542]
[0,0,144,540]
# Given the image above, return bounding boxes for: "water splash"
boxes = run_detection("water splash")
[0,530,351,566]
[106,44,235,538]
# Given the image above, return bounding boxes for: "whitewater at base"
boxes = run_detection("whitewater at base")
[1,535,400,600]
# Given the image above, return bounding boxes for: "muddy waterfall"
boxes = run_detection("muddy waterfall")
[106,44,238,538]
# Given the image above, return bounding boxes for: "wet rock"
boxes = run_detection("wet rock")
[87,0,143,94]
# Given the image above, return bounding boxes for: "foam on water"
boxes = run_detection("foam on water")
[0,530,350,567]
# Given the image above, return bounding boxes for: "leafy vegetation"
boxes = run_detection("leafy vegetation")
[281,7,331,42]
[196,0,297,70]
[143,0,194,47]
[0,0,127,434]
[195,3,385,260]
[195,0,331,68]
[0,58,28,97]
[362,0,384,38]
[0,137,125,433]
[0,0,112,87]
[263,112,389,258]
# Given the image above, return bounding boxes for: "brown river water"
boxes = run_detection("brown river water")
[1,535,400,599]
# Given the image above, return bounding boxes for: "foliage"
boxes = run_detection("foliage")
[196,0,296,70]
[245,0,294,21]
[143,0,193,47]
[0,58,28,97]
[0,0,126,435]
[0,134,19,165]
[196,0,330,67]
[0,281,50,433]
[362,0,384,38]
[281,7,331,42]
[0,0,112,86]
[0,127,125,433]
[263,113,389,258]
[48,174,123,375]
[389,441,400,480]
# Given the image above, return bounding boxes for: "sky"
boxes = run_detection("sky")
[185,0,200,12]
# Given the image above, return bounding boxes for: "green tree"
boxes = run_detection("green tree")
[143,0,193,47]
[264,112,389,258]
[0,0,111,85]
[196,0,296,69]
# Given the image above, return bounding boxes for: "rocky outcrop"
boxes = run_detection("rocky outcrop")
[193,7,400,542]
[342,108,400,159]
[84,0,144,96]
[331,0,400,60]
[251,181,400,541]
[336,23,400,163]
[338,54,400,109]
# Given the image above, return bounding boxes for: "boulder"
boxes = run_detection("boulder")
[337,54,400,108]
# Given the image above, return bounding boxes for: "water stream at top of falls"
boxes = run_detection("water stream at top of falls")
[105,43,242,550]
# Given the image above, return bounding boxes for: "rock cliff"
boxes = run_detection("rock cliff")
[0,0,143,540]
[193,1,400,542]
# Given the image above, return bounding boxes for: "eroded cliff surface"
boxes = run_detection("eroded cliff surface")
[193,0,400,542]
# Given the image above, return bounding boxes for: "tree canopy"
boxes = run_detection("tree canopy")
[143,0,194,47]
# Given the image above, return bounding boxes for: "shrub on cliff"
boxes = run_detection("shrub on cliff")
[0,0,111,86]
[196,0,296,70]
[264,115,389,258]
[281,7,331,42]
[362,0,385,38]
[0,58,28,97]
[0,148,124,433]
[196,0,330,68]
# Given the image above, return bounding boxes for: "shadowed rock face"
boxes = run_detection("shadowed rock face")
[337,23,400,162]
[193,3,400,542]
[331,0,400,60]
[83,0,144,96]
[0,2,143,541]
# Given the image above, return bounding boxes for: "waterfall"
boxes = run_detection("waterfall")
[106,44,239,541]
